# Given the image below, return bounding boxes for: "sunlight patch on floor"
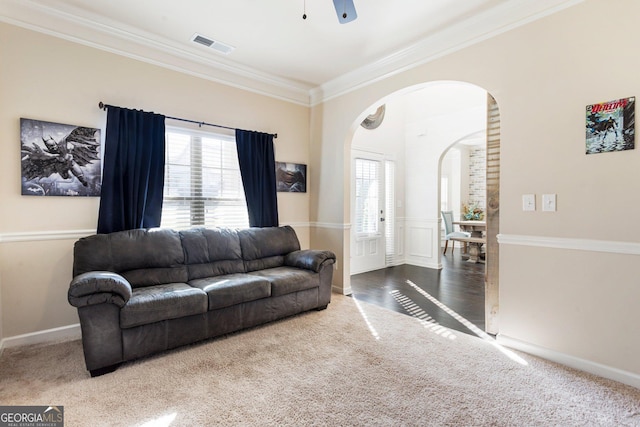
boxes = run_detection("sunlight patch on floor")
[406,280,528,366]
[138,412,177,427]
[353,297,381,340]
[389,290,456,340]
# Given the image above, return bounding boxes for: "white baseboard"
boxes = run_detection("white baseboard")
[405,259,442,270]
[333,284,352,295]
[0,324,81,353]
[497,334,640,389]
[6,323,637,391]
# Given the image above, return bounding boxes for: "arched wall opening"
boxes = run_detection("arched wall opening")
[439,129,487,224]
[343,80,500,333]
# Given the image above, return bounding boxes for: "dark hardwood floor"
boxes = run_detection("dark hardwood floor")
[349,249,485,337]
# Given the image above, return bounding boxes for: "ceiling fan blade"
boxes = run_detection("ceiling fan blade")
[332,0,357,24]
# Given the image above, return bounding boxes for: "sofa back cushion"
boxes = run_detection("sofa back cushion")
[238,226,301,272]
[73,228,187,288]
[180,228,245,280]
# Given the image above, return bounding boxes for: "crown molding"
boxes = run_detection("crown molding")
[1,0,583,107]
[0,0,312,106]
[310,0,584,105]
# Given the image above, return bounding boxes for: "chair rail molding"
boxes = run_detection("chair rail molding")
[310,222,351,230]
[0,224,351,243]
[497,234,640,255]
[0,229,95,243]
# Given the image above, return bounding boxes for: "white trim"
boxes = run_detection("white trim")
[405,259,441,270]
[403,217,440,225]
[0,229,94,243]
[310,222,351,230]
[0,225,355,242]
[0,0,311,106]
[280,222,311,229]
[333,284,351,296]
[0,0,583,106]
[497,335,640,390]
[0,224,349,243]
[0,324,81,352]
[497,234,640,256]
[310,0,585,104]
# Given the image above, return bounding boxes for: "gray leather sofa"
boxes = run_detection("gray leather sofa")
[67,226,335,376]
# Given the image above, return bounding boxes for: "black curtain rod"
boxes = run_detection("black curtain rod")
[98,102,277,138]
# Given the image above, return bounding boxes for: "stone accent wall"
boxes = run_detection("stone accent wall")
[468,145,486,209]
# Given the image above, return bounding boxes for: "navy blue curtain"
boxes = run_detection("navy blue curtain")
[235,129,279,227]
[97,107,166,234]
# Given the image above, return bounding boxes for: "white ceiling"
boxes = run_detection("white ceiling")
[1,0,582,104]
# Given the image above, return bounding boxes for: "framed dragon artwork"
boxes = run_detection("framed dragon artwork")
[20,118,102,197]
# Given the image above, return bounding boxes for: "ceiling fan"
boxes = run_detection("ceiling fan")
[303,0,357,24]
[333,0,357,24]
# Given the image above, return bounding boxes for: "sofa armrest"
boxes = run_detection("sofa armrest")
[68,271,132,309]
[284,250,336,273]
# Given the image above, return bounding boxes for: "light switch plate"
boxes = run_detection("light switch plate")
[522,194,536,211]
[542,194,557,212]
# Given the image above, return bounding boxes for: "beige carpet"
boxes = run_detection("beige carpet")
[1,294,639,426]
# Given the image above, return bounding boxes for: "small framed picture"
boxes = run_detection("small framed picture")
[276,162,307,193]
[585,96,635,154]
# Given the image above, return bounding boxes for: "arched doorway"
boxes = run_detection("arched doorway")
[346,81,500,334]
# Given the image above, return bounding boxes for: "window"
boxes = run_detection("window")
[354,158,381,236]
[441,176,449,211]
[161,128,249,230]
[385,160,396,265]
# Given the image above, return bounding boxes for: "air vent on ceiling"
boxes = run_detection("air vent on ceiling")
[191,33,235,55]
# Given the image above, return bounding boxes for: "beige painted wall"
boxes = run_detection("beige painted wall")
[2,0,639,383]
[0,23,310,338]
[309,0,640,377]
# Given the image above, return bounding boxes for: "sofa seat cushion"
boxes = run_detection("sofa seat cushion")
[248,267,319,297]
[120,283,207,328]
[188,274,271,311]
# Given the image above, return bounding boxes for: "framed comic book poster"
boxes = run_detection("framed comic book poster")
[20,118,102,196]
[585,96,635,154]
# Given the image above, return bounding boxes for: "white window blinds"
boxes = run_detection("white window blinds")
[354,158,380,235]
[161,129,249,230]
[385,160,396,265]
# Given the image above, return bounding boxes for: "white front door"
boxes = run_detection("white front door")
[351,153,386,274]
